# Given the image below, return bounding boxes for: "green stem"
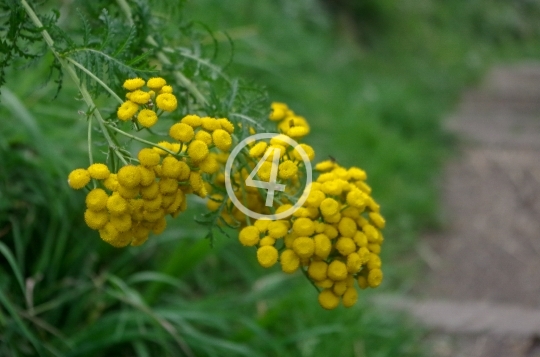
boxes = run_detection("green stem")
[105,123,183,157]
[21,0,129,166]
[65,57,123,104]
[115,0,209,106]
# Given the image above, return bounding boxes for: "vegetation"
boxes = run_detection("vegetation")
[1,0,540,356]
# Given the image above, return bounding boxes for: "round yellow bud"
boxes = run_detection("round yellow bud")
[368,268,383,288]
[123,77,145,91]
[292,236,314,259]
[319,198,339,217]
[217,118,234,133]
[342,287,358,307]
[117,100,139,121]
[267,221,288,238]
[278,160,298,180]
[106,193,129,215]
[327,260,347,281]
[292,217,315,237]
[181,114,202,127]
[84,209,108,230]
[146,77,167,91]
[249,142,268,157]
[137,109,158,128]
[85,188,109,211]
[117,165,141,188]
[68,168,90,189]
[338,217,357,238]
[346,253,362,273]
[239,226,260,246]
[87,163,110,180]
[307,260,328,281]
[169,123,195,143]
[187,140,209,162]
[155,93,177,112]
[318,289,340,310]
[212,129,232,151]
[257,245,278,268]
[280,249,300,273]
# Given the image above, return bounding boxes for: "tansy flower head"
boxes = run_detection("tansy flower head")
[117,165,141,188]
[138,148,161,167]
[201,117,220,131]
[269,102,288,121]
[217,118,234,133]
[257,245,278,268]
[156,93,177,112]
[195,130,212,145]
[84,209,108,230]
[137,109,158,128]
[318,289,340,310]
[212,129,232,151]
[87,163,110,180]
[187,140,209,162]
[86,188,109,211]
[249,141,268,158]
[181,114,202,127]
[239,226,260,246]
[278,160,298,180]
[169,123,195,143]
[117,101,139,121]
[280,249,300,273]
[147,77,167,91]
[129,90,151,104]
[159,85,173,94]
[68,168,90,189]
[123,78,145,91]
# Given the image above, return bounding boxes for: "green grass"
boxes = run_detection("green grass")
[2,0,540,356]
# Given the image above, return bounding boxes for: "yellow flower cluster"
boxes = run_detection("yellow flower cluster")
[117,77,177,127]
[269,102,310,139]
[235,102,385,310]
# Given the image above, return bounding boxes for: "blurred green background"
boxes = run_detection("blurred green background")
[2,0,540,356]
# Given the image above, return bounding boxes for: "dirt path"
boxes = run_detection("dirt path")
[399,64,540,356]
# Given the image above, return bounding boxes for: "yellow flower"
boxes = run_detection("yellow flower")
[137,109,158,128]
[104,173,119,191]
[161,157,182,179]
[318,289,340,310]
[138,148,161,167]
[278,160,298,180]
[106,193,129,215]
[321,180,342,196]
[212,129,232,151]
[346,252,362,273]
[313,233,331,259]
[239,226,260,246]
[292,217,315,236]
[369,212,386,229]
[99,222,119,245]
[357,275,368,289]
[254,219,271,233]
[129,90,150,104]
[143,208,165,222]
[68,168,90,189]
[287,126,309,138]
[269,102,288,121]
[338,217,357,238]
[187,140,209,162]
[305,189,325,208]
[257,246,278,268]
[256,161,272,182]
[85,188,109,211]
[336,237,356,256]
[181,114,202,127]
[308,260,328,281]
[367,268,383,288]
[189,171,204,193]
[199,154,219,174]
[249,142,268,158]
[195,130,213,145]
[367,253,382,270]
[348,167,367,180]
[280,249,300,273]
[153,141,173,156]
[143,194,163,212]
[87,163,110,180]
[327,260,347,281]
[259,236,276,246]
[84,209,108,230]
[138,166,155,186]
[346,189,366,209]
[333,280,347,296]
[155,93,177,112]
[342,287,358,308]
[319,197,339,216]
[141,181,159,200]
[323,224,338,239]
[147,77,167,91]
[169,123,195,143]
[117,165,141,188]
[159,178,178,195]
[267,221,288,238]
[314,160,335,172]
[292,236,314,259]
[159,85,173,94]
[110,213,132,232]
[217,118,234,133]
[117,101,139,121]
[123,77,145,91]
[201,117,220,131]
